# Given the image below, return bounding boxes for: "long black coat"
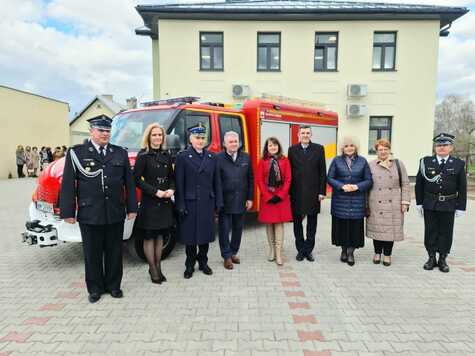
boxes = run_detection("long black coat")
[288,142,327,215]
[415,155,467,212]
[60,140,137,225]
[133,149,175,230]
[175,148,223,245]
[216,150,254,214]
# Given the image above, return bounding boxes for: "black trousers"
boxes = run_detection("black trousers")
[373,240,394,256]
[293,213,318,255]
[79,222,124,294]
[17,164,24,178]
[218,212,244,259]
[185,243,209,269]
[423,210,455,255]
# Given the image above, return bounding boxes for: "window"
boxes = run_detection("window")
[218,114,245,149]
[372,32,396,71]
[314,32,338,71]
[368,116,392,154]
[257,32,281,71]
[168,111,212,152]
[200,32,223,71]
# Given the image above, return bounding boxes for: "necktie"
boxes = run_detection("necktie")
[439,158,445,170]
[99,146,105,156]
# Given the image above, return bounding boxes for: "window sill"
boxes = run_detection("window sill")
[314,69,338,73]
[257,70,281,73]
[199,69,224,72]
[372,69,397,72]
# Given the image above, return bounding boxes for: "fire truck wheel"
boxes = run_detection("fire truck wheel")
[130,228,177,262]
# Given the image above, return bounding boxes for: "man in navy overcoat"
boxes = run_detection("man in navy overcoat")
[175,124,223,279]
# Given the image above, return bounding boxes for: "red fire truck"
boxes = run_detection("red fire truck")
[23,97,338,259]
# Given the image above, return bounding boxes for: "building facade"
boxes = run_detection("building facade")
[69,95,126,145]
[0,85,70,179]
[135,0,468,175]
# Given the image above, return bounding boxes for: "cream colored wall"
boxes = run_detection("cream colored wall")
[156,19,440,175]
[0,86,69,179]
[70,100,115,145]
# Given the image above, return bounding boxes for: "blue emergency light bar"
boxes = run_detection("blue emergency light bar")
[141,96,200,107]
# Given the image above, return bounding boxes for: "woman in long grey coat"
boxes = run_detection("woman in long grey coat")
[366,139,410,266]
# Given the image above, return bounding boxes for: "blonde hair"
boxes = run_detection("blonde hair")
[374,138,391,151]
[141,123,167,151]
[339,136,359,155]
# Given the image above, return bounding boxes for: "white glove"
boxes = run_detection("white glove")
[455,210,464,218]
[416,205,424,217]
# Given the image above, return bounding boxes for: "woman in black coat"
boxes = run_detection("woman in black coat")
[134,123,175,283]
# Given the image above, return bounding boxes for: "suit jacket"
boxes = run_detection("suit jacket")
[288,142,327,215]
[60,140,137,225]
[415,155,467,212]
[216,150,254,214]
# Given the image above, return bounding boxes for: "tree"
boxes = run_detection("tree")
[434,95,475,171]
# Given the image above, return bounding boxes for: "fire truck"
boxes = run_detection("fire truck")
[22,96,338,259]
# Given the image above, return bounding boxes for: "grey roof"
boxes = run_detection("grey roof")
[136,0,468,38]
[70,95,125,125]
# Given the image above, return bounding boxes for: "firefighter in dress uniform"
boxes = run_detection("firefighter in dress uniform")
[415,133,467,273]
[175,123,223,279]
[60,115,137,303]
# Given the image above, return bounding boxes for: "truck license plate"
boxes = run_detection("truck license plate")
[36,201,54,214]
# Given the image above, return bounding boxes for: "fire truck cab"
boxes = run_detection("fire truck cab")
[23,96,338,260]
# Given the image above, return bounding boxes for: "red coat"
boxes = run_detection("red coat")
[257,156,293,224]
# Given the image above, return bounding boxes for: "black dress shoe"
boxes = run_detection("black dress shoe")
[306,253,315,262]
[184,268,194,279]
[158,273,167,283]
[296,253,305,261]
[438,254,450,273]
[88,293,101,303]
[199,264,213,275]
[110,290,123,298]
[340,250,348,263]
[423,254,437,270]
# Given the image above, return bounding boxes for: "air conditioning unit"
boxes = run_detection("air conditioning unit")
[347,84,368,97]
[232,84,250,98]
[347,104,368,117]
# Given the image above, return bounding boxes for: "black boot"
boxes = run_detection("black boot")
[347,248,355,266]
[423,253,437,270]
[438,254,450,273]
[340,248,348,263]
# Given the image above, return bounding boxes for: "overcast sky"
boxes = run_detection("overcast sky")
[1,0,473,117]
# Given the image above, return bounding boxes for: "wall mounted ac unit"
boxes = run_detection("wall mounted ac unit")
[347,104,368,117]
[232,84,250,98]
[347,84,368,97]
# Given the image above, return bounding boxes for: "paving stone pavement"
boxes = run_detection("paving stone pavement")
[0,178,474,356]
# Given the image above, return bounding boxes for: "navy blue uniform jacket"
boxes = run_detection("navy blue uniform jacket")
[59,140,137,225]
[415,155,467,212]
[175,147,223,245]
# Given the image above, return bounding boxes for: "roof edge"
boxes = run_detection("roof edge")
[0,84,70,108]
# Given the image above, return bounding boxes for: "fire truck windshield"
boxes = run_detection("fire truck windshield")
[110,109,175,151]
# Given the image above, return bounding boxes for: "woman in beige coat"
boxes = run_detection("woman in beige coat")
[366,139,410,266]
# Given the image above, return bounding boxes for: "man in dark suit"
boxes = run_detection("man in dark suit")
[288,125,327,262]
[216,131,254,270]
[415,133,467,273]
[175,123,223,279]
[60,115,137,303]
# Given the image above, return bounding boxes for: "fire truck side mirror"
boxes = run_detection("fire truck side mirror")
[166,134,181,152]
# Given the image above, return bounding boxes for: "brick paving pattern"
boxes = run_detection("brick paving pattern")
[1,178,474,355]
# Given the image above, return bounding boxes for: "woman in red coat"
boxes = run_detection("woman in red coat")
[257,137,293,265]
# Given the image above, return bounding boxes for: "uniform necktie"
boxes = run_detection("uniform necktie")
[440,158,445,169]
[99,146,106,156]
